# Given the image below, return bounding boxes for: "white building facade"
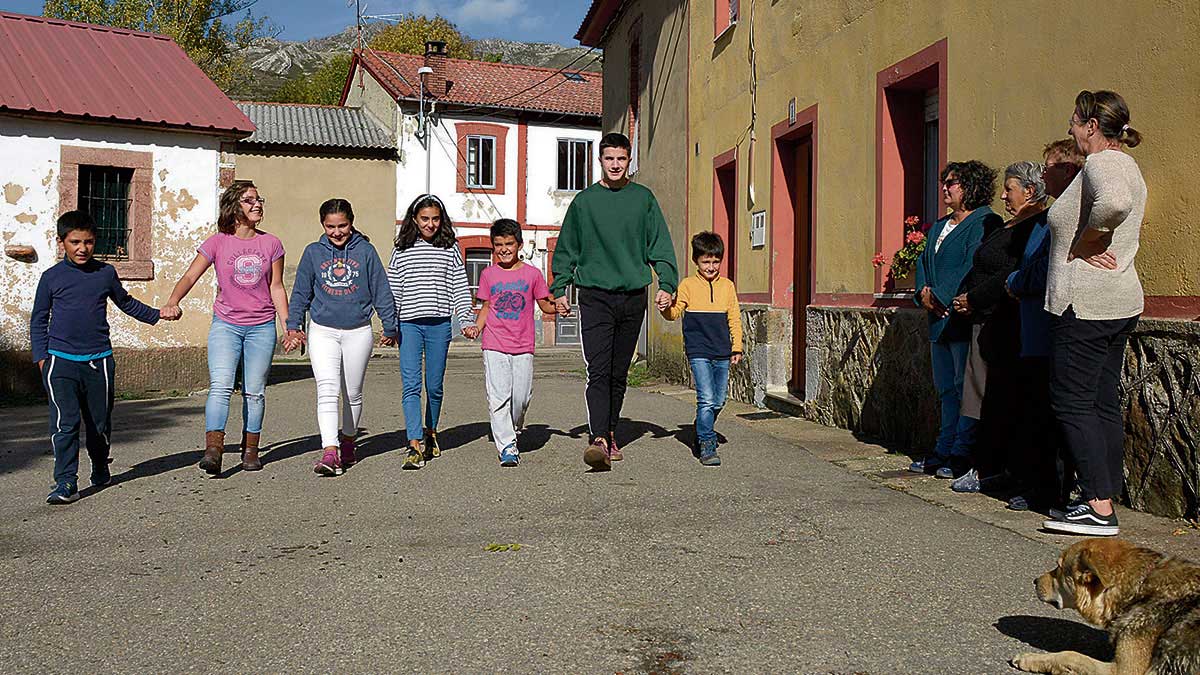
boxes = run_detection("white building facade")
[343,44,602,345]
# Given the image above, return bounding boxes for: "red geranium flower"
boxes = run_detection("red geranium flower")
[871,252,888,268]
[906,230,926,245]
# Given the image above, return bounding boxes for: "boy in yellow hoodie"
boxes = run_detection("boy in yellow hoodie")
[660,232,743,465]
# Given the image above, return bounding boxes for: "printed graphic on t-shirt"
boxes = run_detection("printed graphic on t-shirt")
[490,279,530,320]
[230,251,266,287]
[319,258,361,296]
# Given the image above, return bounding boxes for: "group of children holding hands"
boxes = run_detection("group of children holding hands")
[30,133,745,504]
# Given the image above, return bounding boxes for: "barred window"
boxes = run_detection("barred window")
[557,139,593,191]
[78,165,133,260]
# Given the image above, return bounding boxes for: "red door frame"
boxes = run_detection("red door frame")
[712,147,738,281]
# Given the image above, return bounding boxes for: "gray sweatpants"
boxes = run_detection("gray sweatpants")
[482,349,534,455]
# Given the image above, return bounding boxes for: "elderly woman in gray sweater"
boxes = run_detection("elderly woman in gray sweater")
[1042,90,1146,537]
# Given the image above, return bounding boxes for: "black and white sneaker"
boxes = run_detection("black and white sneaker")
[1043,503,1119,536]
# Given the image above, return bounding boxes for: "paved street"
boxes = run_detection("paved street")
[0,352,1183,673]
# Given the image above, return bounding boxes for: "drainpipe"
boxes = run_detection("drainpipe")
[418,65,433,195]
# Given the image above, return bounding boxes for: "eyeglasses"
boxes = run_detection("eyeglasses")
[241,197,266,206]
[942,178,961,188]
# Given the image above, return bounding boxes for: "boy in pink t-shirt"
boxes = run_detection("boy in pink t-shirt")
[472,219,556,467]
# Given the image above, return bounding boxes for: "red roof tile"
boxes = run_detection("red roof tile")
[351,49,601,118]
[0,12,254,135]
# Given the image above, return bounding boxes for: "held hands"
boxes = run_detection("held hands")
[461,325,480,340]
[951,293,971,315]
[654,290,673,312]
[554,296,572,317]
[379,334,397,348]
[282,329,306,353]
[159,305,183,321]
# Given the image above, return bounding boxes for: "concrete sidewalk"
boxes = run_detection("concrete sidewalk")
[1,352,1196,673]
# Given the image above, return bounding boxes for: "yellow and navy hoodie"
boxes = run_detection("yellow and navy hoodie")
[660,272,743,360]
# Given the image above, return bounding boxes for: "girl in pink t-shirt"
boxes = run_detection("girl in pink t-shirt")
[471,219,556,467]
[164,181,289,475]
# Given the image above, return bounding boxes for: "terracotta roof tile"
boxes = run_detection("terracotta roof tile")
[0,11,254,135]
[355,49,601,117]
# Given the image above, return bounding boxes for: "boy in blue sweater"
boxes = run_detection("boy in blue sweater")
[30,211,170,504]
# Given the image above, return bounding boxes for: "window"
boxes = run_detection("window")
[922,90,940,226]
[466,135,496,189]
[715,0,738,38]
[557,139,593,191]
[59,146,154,280]
[78,165,134,259]
[875,39,946,293]
[465,248,492,306]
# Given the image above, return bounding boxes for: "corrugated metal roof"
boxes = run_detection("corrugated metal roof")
[352,50,602,118]
[0,12,254,135]
[235,102,395,150]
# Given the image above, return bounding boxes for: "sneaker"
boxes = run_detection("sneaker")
[46,482,79,505]
[908,457,942,474]
[1049,497,1087,520]
[583,437,611,471]
[608,433,623,462]
[402,445,423,470]
[699,449,721,466]
[1042,503,1119,536]
[423,429,440,461]
[1007,495,1031,512]
[339,434,357,468]
[90,457,112,488]
[499,446,519,467]
[314,447,343,476]
[934,466,955,479]
[951,469,981,493]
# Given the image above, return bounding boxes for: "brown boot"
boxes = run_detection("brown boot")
[240,432,262,471]
[200,431,224,474]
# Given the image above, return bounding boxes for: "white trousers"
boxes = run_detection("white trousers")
[482,350,534,454]
[307,321,375,448]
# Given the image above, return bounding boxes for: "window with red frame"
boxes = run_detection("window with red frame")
[715,0,738,37]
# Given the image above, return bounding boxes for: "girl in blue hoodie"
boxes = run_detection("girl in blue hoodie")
[286,199,398,476]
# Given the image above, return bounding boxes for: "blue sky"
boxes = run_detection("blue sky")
[2,0,593,44]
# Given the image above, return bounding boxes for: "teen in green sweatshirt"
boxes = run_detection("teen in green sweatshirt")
[551,132,679,471]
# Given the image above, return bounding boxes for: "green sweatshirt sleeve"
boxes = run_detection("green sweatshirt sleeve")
[549,199,581,297]
[644,195,679,294]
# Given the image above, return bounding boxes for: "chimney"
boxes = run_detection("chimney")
[423,40,448,97]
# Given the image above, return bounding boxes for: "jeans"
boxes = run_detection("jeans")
[482,350,534,454]
[43,355,115,486]
[578,286,646,440]
[1050,306,1138,501]
[929,339,976,465]
[205,317,276,434]
[307,321,374,448]
[399,318,451,442]
[690,357,730,452]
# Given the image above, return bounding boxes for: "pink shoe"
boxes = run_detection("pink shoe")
[314,447,343,476]
[339,434,357,468]
[608,433,623,462]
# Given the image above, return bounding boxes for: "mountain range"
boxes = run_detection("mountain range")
[232,24,600,101]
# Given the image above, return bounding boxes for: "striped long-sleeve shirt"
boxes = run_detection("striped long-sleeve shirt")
[386,239,475,326]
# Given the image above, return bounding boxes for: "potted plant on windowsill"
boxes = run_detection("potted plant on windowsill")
[873,216,930,293]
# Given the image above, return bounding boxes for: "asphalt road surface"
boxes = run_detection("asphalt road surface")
[1,353,1112,674]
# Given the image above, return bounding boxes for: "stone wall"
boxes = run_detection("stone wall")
[1,347,209,404]
[804,307,1200,520]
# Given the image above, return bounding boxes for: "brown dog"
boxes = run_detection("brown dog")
[1011,538,1200,675]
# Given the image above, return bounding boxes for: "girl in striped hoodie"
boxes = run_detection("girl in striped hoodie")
[387,194,478,470]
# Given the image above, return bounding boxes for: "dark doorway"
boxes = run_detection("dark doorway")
[774,129,815,396]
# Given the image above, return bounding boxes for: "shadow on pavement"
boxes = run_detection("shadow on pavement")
[994,615,1111,659]
[1,398,199,475]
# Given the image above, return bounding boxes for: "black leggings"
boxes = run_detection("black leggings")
[1050,306,1138,501]
[578,286,646,441]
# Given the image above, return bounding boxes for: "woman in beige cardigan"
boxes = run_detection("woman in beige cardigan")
[1042,90,1146,537]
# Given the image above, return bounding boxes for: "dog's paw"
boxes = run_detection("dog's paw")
[1010,653,1047,672]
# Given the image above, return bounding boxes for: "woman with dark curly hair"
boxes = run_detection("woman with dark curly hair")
[1041,90,1146,537]
[909,160,1003,479]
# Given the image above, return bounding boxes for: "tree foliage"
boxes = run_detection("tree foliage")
[42,0,274,93]
[273,53,352,105]
[367,15,475,58]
